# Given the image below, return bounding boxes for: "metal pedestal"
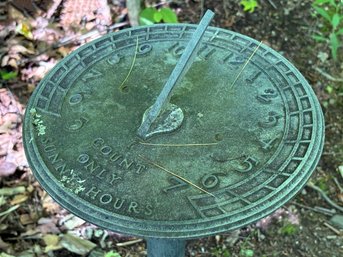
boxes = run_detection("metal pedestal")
[147,238,186,257]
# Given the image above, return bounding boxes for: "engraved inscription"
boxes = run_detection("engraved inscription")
[42,138,71,176]
[246,70,261,84]
[163,177,189,193]
[69,94,83,105]
[258,112,282,128]
[81,68,102,82]
[107,54,121,65]
[41,138,86,194]
[93,138,147,174]
[77,153,122,185]
[197,45,216,60]
[201,173,223,189]
[260,137,279,151]
[257,89,278,104]
[84,185,153,216]
[137,43,153,56]
[168,42,185,57]
[235,157,259,173]
[65,116,88,132]
[221,52,245,68]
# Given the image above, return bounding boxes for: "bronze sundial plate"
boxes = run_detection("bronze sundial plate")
[23,24,324,238]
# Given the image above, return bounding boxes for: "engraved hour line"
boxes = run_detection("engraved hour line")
[246,70,262,84]
[138,155,216,197]
[208,29,219,42]
[191,203,227,218]
[178,25,187,39]
[285,140,312,144]
[225,189,251,204]
[81,68,102,82]
[228,41,263,90]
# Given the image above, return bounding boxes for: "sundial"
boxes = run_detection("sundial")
[23,10,324,257]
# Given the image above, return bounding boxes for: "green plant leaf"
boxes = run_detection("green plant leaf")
[325,85,334,94]
[313,6,332,22]
[139,7,157,25]
[313,0,331,4]
[337,28,343,35]
[0,70,18,80]
[279,223,298,235]
[312,34,327,42]
[240,0,258,13]
[332,13,340,29]
[240,249,254,257]
[329,0,337,7]
[153,11,163,23]
[104,250,121,257]
[160,8,178,23]
[329,32,339,60]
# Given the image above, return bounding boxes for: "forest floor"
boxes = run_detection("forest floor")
[0,1,342,257]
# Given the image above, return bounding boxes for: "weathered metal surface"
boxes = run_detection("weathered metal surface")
[23,23,324,239]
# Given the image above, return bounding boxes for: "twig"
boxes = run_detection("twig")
[291,201,335,216]
[138,155,216,197]
[46,0,63,19]
[323,222,342,235]
[139,142,218,147]
[0,186,26,196]
[57,22,129,47]
[119,36,139,91]
[307,183,343,213]
[116,238,143,247]
[126,0,141,26]
[229,41,263,89]
[265,0,277,9]
[314,67,343,82]
[314,206,336,216]
[0,205,20,217]
[333,177,343,193]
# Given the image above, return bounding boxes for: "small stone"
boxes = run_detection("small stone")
[330,215,343,229]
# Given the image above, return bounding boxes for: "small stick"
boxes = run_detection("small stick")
[315,67,343,82]
[307,183,343,213]
[333,177,343,193]
[323,222,342,236]
[139,142,218,147]
[229,41,263,90]
[119,37,139,91]
[291,201,336,216]
[266,0,277,9]
[138,155,215,197]
[116,238,143,247]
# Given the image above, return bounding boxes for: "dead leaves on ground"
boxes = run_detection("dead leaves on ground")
[0,89,26,177]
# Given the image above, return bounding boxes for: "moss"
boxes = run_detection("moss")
[30,108,46,136]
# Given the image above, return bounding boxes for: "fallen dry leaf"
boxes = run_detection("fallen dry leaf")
[21,59,57,81]
[20,213,35,225]
[10,194,28,205]
[0,237,10,250]
[60,232,96,255]
[61,214,86,230]
[37,217,60,234]
[43,234,62,253]
[9,45,35,55]
[0,186,25,196]
[60,0,111,30]
[0,161,17,177]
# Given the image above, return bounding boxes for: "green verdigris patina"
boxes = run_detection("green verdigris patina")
[23,9,324,256]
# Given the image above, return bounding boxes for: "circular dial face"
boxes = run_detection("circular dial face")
[23,24,324,238]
